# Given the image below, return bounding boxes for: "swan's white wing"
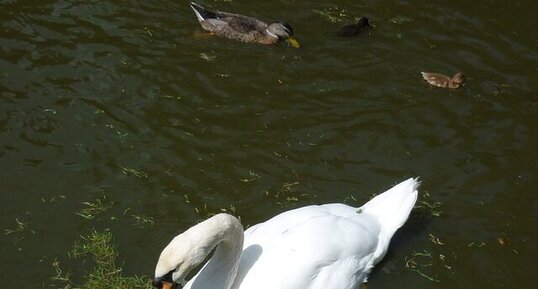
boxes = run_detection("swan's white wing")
[242,204,359,237]
[233,204,382,289]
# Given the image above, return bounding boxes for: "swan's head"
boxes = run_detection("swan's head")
[267,22,301,48]
[153,232,208,289]
[153,213,244,289]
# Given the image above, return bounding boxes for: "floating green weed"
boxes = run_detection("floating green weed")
[415,191,442,218]
[428,233,444,246]
[193,203,239,221]
[51,258,71,283]
[121,167,148,179]
[265,181,310,208]
[4,216,34,245]
[77,196,114,220]
[4,217,29,235]
[239,170,261,183]
[42,194,67,203]
[131,214,155,227]
[194,203,213,218]
[144,27,153,37]
[342,194,358,205]
[198,53,216,62]
[53,230,151,289]
[219,204,237,215]
[389,15,414,24]
[405,232,454,283]
[124,209,155,228]
[312,7,355,23]
[404,250,440,283]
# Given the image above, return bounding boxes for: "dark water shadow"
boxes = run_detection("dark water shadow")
[368,209,433,279]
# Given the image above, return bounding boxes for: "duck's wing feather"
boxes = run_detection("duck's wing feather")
[224,16,265,34]
[200,15,267,43]
[421,72,451,88]
[190,2,222,22]
[197,12,267,37]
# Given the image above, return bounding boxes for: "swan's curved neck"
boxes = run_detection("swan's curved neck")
[183,214,244,289]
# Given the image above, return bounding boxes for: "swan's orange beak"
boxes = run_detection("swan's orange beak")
[162,282,173,289]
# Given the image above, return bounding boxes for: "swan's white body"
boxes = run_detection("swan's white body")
[155,178,419,289]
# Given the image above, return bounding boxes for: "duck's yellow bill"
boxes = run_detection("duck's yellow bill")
[287,36,301,48]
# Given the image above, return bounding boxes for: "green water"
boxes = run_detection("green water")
[1,0,536,288]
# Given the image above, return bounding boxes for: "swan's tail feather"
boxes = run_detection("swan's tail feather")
[360,178,419,235]
[190,2,219,22]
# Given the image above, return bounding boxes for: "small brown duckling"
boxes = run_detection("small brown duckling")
[421,72,465,89]
[335,17,372,37]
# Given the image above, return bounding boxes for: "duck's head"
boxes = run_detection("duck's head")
[267,22,301,48]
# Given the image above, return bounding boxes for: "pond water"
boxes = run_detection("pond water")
[1,0,536,288]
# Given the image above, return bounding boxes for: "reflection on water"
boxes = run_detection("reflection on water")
[0,0,536,288]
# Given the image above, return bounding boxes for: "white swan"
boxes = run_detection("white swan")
[153,178,419,289]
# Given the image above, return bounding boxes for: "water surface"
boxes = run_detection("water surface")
[1,0,537,288]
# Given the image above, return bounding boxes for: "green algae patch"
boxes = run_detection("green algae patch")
[52,230,151,289]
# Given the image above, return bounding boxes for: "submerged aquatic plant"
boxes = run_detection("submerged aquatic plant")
[4,215,35,245]
[121,166,149,179]
[198,53,216,62]
[389,15,414,24]
[4,217,30,235]
[76,196,114,220]
[53,230,151,289]
[130,213,155,228]
[415,191,443,218]
[312,6,356,23]
[265,181,307,207]
[404,250,440,283]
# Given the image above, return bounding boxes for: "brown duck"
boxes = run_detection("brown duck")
[421,72,465,89]
[189,2,300,48]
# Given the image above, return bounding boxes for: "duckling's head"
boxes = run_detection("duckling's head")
[356,17,371,28]
[335,17,372,37]
[452,73,465,85]
[267,22,300,48]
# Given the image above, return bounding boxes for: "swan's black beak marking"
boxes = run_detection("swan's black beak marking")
[153,270,182,289]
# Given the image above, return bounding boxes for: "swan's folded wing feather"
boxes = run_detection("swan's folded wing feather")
[235,207,381,289]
